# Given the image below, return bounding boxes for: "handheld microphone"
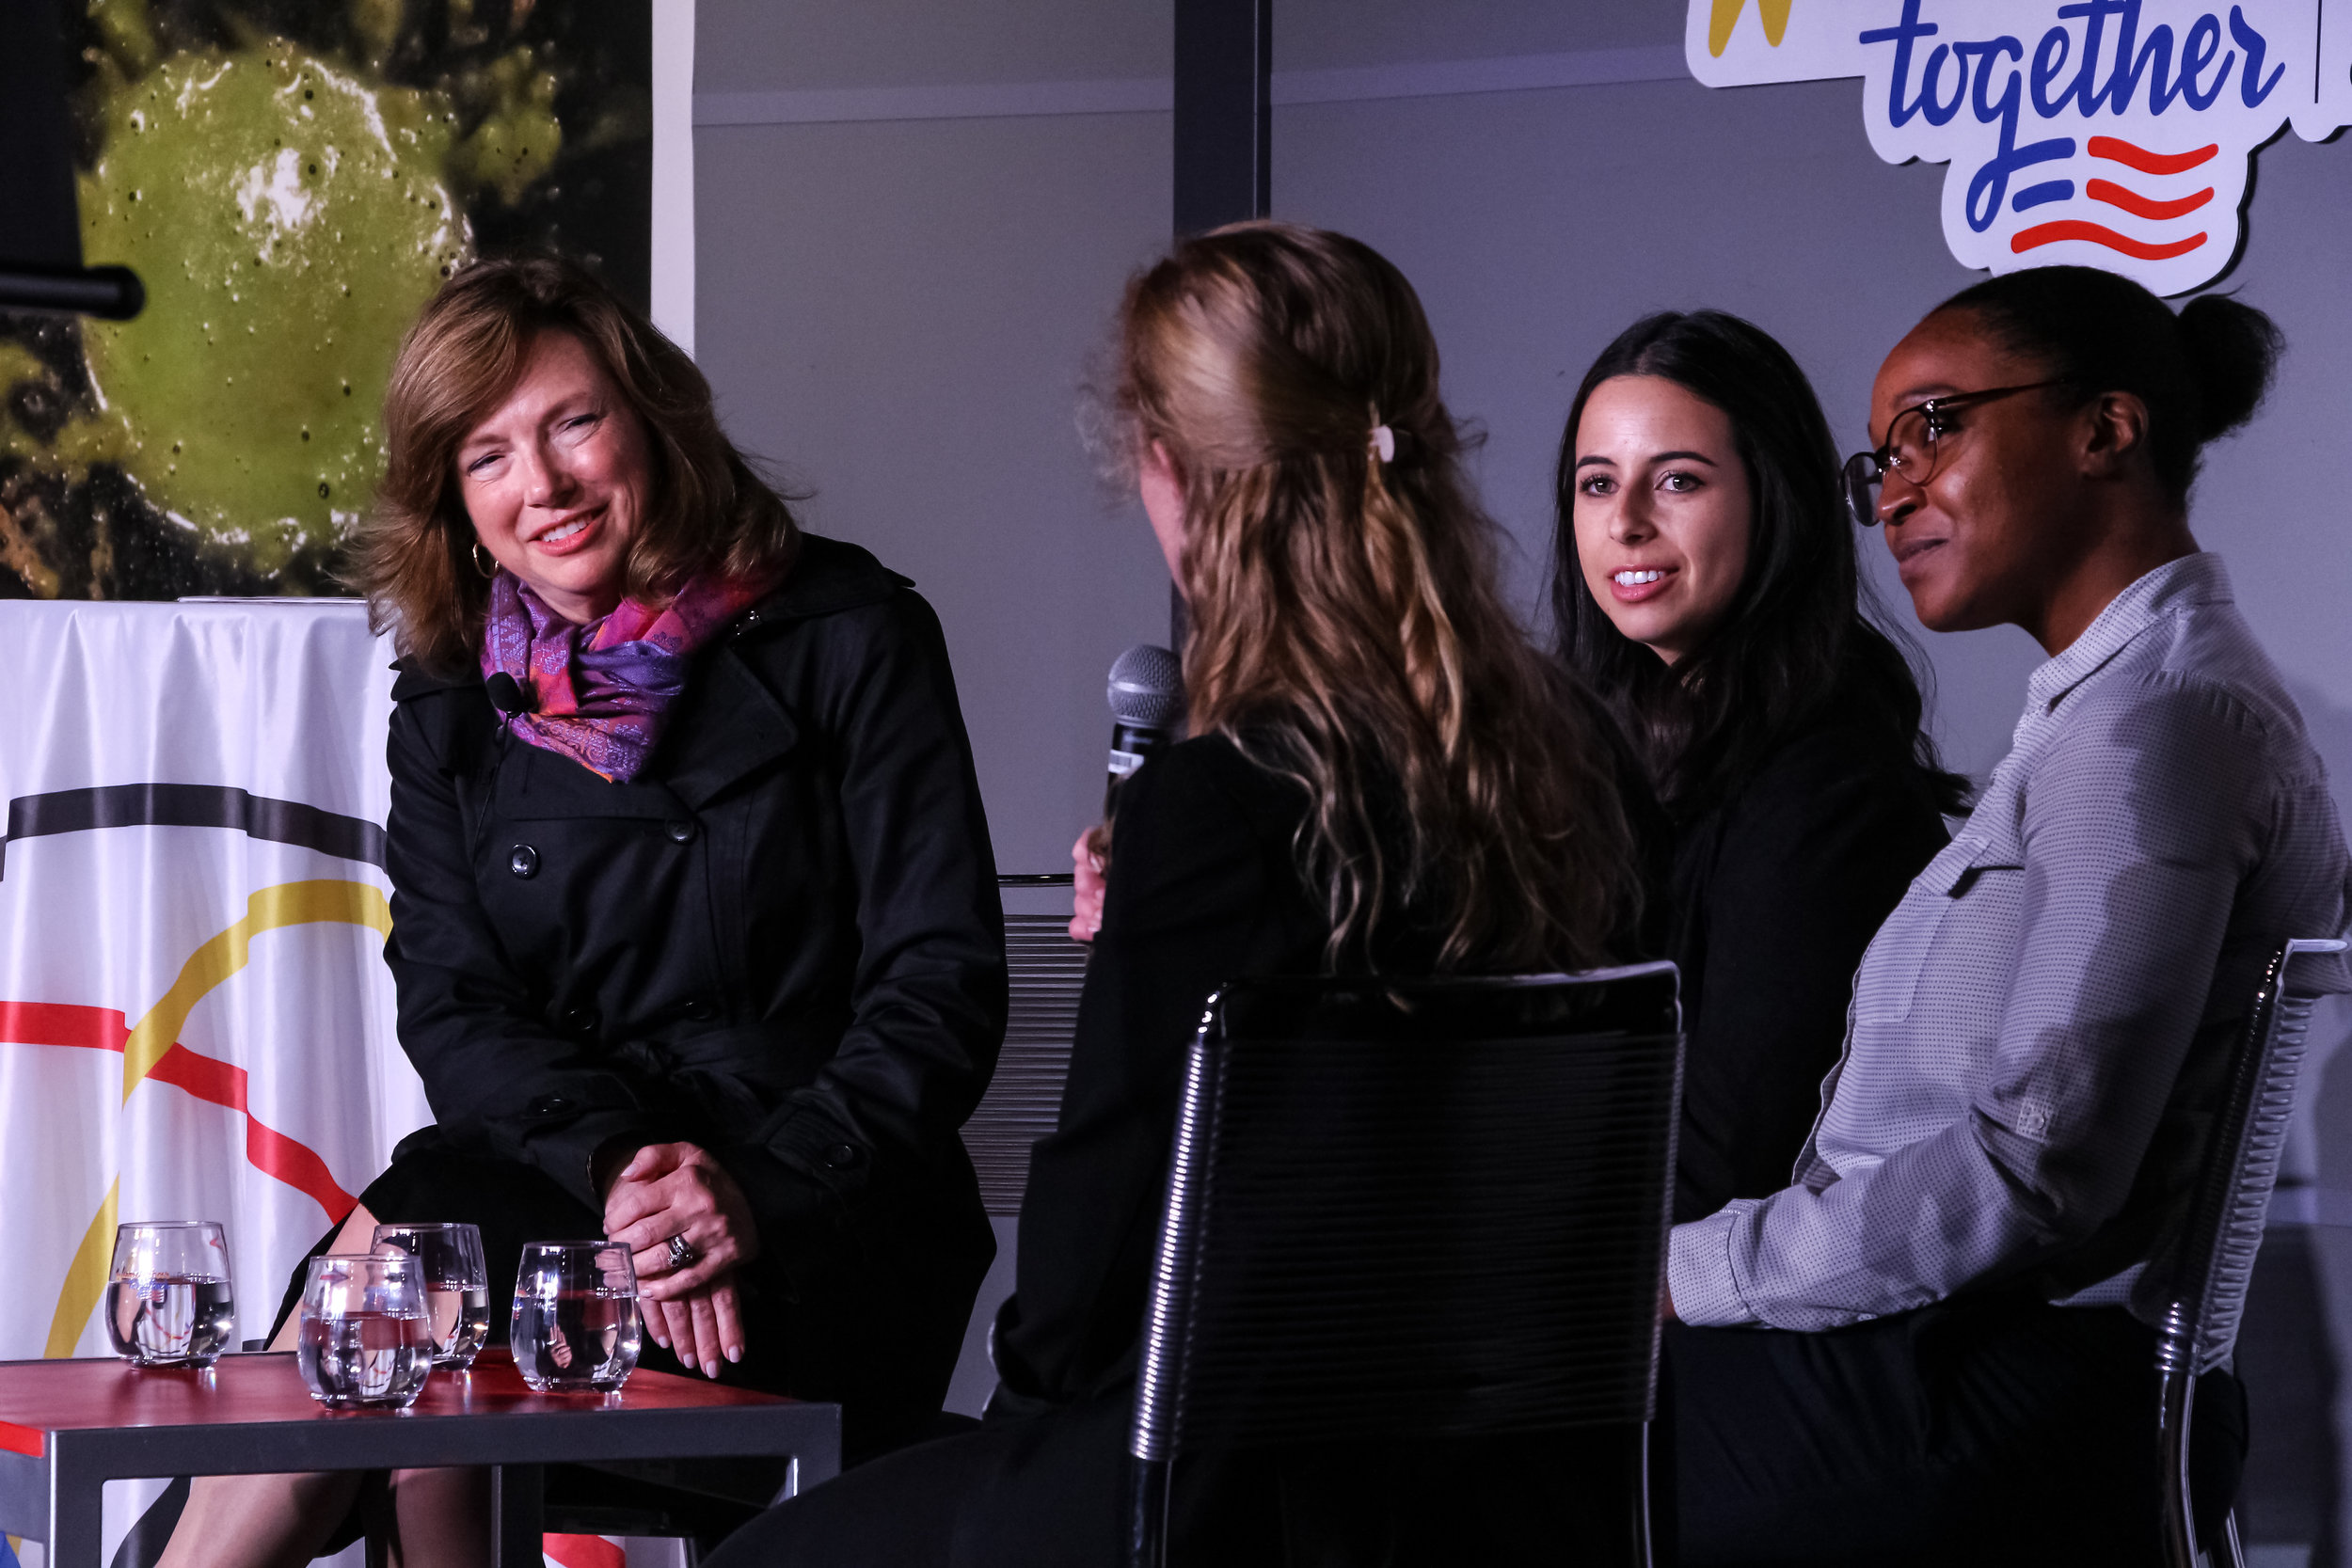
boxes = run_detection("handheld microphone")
[1104,643,1183,816]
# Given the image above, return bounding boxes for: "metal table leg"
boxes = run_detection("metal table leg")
[47,1449,103,1568]
[491,1463,544,1567]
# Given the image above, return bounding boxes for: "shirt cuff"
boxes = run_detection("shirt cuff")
[1668,1207,1759,1327]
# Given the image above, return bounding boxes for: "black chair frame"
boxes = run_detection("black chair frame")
[1126,966,1684,1568]
[2156,936,2346,1568]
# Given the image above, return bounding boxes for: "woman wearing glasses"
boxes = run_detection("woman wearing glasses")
[1554,310,1964,1225]
[1665,266,2348,1562]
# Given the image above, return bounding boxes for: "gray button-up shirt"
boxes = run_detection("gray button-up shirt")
[1669,552,2349,1330]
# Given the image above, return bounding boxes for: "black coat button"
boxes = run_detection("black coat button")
[509,845,539,879]
[665,819,695,843]
[822,1143,861,1170]
[561,1005,599,1038]
[528,1095,570,1116]
[683,1000,717,1022]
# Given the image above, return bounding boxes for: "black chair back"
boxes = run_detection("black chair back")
[1127,964,1682,1566]
[2157,936,2347,1568]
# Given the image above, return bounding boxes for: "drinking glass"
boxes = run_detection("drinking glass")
[106,1221,234,1368]
[372,1221,490,1369]
[510,1241,641,1393]
[296,1253,435,1409]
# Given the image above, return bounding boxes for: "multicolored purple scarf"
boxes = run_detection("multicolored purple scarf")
[480,567,779,782]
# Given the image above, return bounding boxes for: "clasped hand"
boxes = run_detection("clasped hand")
[602,1141,760,1378]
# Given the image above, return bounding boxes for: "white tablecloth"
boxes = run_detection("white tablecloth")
[0,599,425,1365]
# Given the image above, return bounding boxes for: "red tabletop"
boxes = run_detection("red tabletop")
[0,1350,789,1459]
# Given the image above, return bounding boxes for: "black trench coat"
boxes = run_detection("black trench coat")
[375,533,1007,1452]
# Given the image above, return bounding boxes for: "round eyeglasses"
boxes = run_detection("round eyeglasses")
[1840,380,2074,529]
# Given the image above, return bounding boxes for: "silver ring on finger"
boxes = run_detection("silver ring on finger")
[666,1233,699,1272]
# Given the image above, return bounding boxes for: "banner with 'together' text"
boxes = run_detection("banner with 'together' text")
[1691,0,2352,293]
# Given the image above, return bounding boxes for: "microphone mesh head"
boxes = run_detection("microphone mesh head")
[1107,643,1184,727]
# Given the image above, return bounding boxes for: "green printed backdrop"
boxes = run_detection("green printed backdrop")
[0,0,655,599]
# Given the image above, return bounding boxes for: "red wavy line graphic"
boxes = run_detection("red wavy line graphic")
[2087,179,2215,221]
[2011,220,2208,260]
[0,1000,357,1218]
[2088,135,2218,174]
[543,1536,626,1568]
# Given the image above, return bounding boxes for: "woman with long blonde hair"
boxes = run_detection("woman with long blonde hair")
[707,221,1646,1566]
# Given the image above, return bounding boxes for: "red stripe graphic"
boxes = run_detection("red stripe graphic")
[0,1000,130,1052]
[2087,178,2215,221]
[0,1000,357,1218]
[2088,135,2218,174]
[542,1536,626,1568]
[2011,220,2208,260]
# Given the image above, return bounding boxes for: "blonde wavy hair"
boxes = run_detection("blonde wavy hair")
[349,254,800,672]
[1112,222,1639,970]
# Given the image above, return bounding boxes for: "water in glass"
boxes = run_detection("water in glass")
[511,1241,641,1392]
[373,1222,490,1369]
[107,1221,234,1367]
[297,1254,434,1409]
[105,1277,234,1365]
[424,1285,491,1367]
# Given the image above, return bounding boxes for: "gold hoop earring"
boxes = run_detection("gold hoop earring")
[470,542,497,579]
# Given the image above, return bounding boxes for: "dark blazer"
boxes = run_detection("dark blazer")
[1665,715,1950,1223]
[381,534,1007,1433]
[993,735,1439,1410]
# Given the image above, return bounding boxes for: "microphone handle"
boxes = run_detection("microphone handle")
[1104,720,1173,817]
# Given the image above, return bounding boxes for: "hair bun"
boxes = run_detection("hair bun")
[2178,293,2283,440]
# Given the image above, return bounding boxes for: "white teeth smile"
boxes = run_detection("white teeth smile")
[1614,569,1665,586]
[542,517,588,543]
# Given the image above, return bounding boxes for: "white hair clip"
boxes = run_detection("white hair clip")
[1370,423,1396,464]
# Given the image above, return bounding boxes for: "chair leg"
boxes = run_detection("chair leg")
[1632,1421,1656,1568]
[2157,1359,2201,1568]
[2213,1508,2246,1568]
[1126,1457,1170,1568]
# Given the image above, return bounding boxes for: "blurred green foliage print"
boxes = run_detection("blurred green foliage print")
[0,0,654,599]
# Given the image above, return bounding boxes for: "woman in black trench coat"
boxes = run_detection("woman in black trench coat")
[158,255,1006,1568]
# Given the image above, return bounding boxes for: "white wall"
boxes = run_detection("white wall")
[694,0,1177,879]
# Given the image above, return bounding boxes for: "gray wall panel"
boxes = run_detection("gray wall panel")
[694,109,1174,875]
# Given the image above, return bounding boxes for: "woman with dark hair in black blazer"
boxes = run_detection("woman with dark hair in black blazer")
[1555,310,1966,1223]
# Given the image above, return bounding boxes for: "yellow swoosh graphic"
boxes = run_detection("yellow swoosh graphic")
[1709,0,1795,55]
[121,879,391,1101]
[42,1179,118,1360]
[44,880,390,1357]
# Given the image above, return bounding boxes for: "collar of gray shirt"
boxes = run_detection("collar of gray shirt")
[2025,550,2233,718]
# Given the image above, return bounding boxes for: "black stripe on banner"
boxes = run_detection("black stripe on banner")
[0,784,387,879]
